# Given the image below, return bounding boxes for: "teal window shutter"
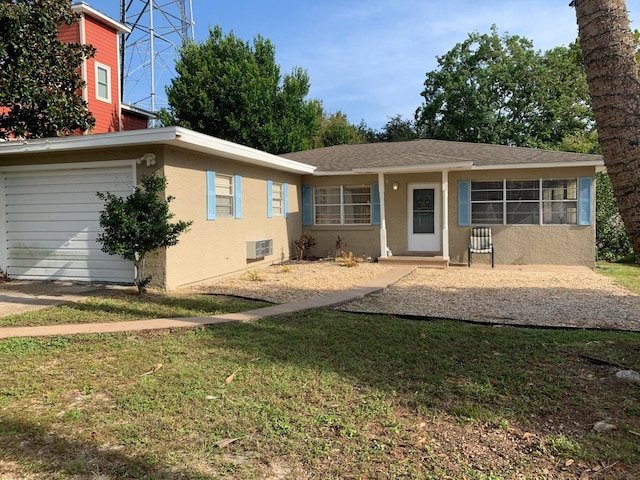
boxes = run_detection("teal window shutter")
[371,183,381,225]
[284,183,289,218]
[234,175,242,219]
[578,176,593,226]
[458,180,471,226]
[267,179,273,218]
[206,171,216,220]
[302,185,313,226]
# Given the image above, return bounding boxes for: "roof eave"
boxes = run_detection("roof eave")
[0,127,317,175]
[471,160,605,170]
[352,161,474,174]
[71,3,131,34]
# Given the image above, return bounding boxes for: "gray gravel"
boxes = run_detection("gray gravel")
[189,262,640,331]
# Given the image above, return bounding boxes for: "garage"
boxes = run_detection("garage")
[1,162,135,283]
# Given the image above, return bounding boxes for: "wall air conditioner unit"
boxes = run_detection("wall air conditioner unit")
[246,239,273,259]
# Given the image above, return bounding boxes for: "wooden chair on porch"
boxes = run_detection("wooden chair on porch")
[468,227,494,268]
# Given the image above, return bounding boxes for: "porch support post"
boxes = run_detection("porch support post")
[378,172,389,258]
[441,170,450,260]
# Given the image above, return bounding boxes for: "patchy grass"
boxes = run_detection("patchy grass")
[597,261,640,294]
[0,292,267,327]
[0,311,638,479]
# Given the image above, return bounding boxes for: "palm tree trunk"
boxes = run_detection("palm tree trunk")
[572,0,640,257]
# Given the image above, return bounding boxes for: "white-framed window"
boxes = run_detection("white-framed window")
[314,185,371,225]
[95,63,111,102]
[470,179,579,225]
[215,174,234,217]
[272,181,284,216]
[542,179,578,225]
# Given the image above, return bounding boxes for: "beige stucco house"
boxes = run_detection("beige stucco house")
[283,140,604,268]
[0,127,603,290]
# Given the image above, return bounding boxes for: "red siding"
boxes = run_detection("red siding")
[57,21,80,44]
[83,14,120,133]
[121,111,150,131]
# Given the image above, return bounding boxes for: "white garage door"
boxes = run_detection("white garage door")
[3,163,135,283]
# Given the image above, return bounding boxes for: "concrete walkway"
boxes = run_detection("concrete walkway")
[0,267,415,339]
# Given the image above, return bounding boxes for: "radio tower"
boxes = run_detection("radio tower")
[120,0,195,116]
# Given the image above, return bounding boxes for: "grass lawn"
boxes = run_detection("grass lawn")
[1,310,639,479]
[597,261,640,294]
[0,292,267,327]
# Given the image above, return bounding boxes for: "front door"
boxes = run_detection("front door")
[408,183,440,252]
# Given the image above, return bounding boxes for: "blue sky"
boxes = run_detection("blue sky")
[99,0,638,130]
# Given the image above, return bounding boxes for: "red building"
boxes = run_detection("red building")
[61,2,152,133]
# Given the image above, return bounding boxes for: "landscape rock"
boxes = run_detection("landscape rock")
[615,369,640,385]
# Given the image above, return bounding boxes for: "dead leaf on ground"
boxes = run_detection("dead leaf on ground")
[141,364,162,376]
[565,459,575,467]
[225,370,239,384]
[213,436,244,448]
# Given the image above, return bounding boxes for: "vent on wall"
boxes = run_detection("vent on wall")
[246,239,273,259]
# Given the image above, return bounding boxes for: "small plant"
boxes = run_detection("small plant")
[247,270,262,281]
[294,232,317,261]
[336,251,361,267]
[281,265,292,273]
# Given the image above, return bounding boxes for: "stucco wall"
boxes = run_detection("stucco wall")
[162,146,303,290]
[303,166,597,267]
[302,174,381,259]
[448,167,597,267]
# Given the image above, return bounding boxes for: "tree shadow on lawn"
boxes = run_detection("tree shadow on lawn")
[206,310,640,468]
[0,417,210,480]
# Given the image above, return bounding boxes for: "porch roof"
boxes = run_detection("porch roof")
[281,139,604,175]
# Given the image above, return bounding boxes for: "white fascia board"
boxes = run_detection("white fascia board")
[471,160,604,170]
[352,161,474,174]
[71,3,131,34]
[0,127,316,175]
[309,170,356,176]
[172,128,316,174]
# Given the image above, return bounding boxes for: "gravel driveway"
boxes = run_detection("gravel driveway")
[191,262,640,331]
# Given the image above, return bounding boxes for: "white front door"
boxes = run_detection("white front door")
[407,183,440,252]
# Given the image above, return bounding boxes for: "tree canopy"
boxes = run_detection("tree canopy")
[415,26,593,149]
[0,0,95,139]
[165,26,321,154]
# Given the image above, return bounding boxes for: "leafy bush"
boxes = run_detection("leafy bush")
[97,174,192,293]
[596,172,634,262]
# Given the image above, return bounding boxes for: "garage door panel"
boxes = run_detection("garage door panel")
[9,246,109,258]
[5,203,105,214]
[7,212,102,223]
[6,183,131,196]
[3,165,134,283]
[5,192,107,206]
[6,172,132,187]
[7,267,131,283]
[7,231,96,242]
[7,220,102,233]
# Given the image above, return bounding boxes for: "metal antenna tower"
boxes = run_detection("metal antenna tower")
[120,0,195,114]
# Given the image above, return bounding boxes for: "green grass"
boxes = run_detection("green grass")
[0,311,638,479]
[597,260,640,294]
[0,292,267,327]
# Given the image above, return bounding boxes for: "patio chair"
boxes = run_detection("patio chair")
[468,227,494,268]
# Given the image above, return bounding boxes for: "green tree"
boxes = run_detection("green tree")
[312,111,365,147]
[376,114,420,142]
[166,26,320,154]
[415,26,593,148]
[97,175,192,293]
[596,171,634,261]
[0,0,95,139]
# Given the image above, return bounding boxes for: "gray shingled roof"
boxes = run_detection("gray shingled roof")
[281,139,603,173]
